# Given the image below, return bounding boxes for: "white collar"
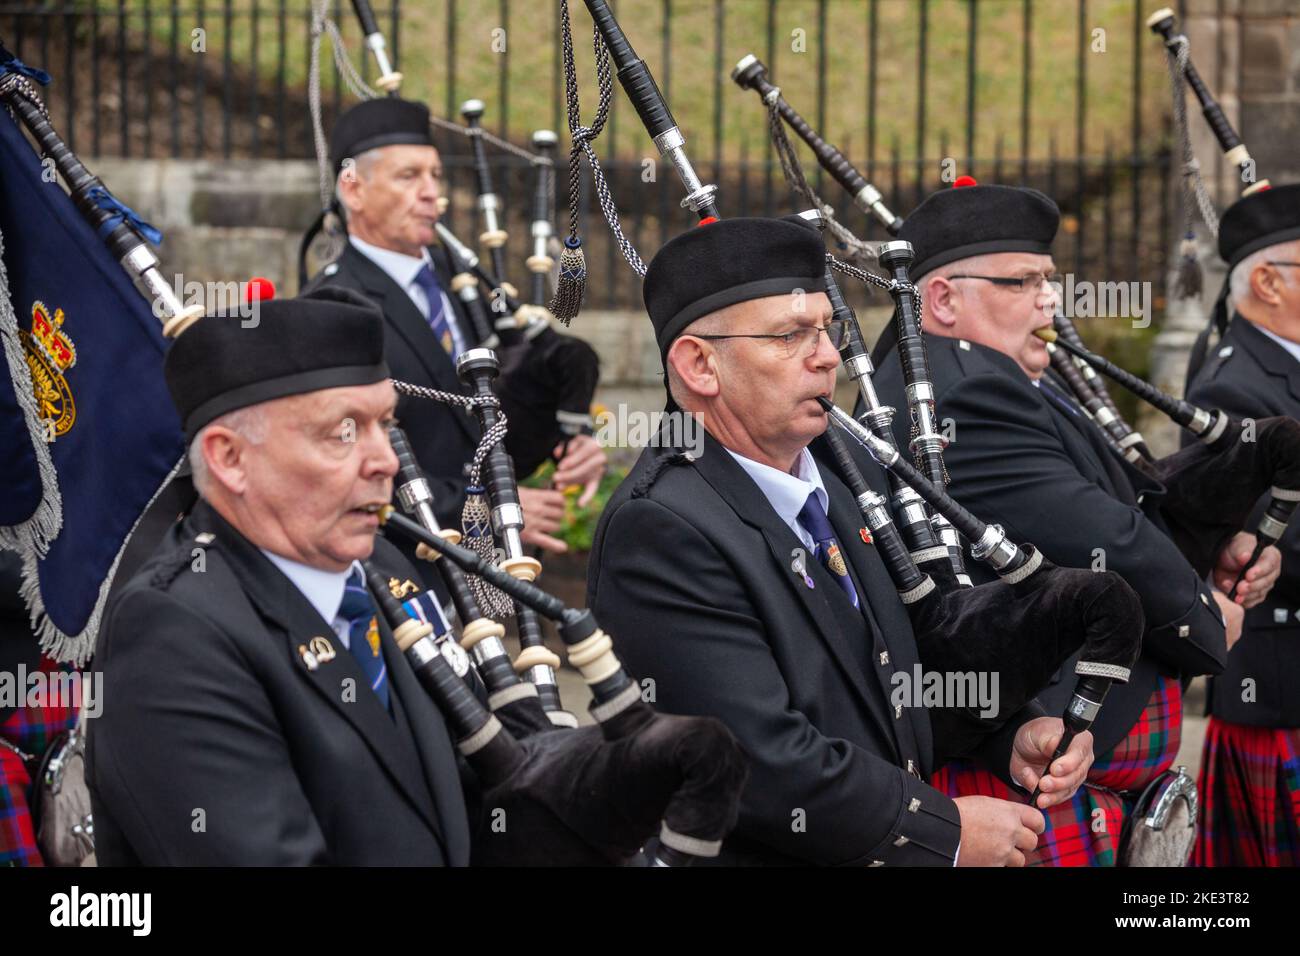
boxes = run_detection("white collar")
[349,234,431,291]
[724,445,828,529]
[1251,321,1300,366]
[260,550,360,626]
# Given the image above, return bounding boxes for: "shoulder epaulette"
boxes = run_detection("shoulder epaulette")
[148,531,217,591]
[630,449,697,499]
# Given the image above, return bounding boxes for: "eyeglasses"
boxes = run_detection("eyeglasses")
[692,318,850,359]
[947,272,1063,294]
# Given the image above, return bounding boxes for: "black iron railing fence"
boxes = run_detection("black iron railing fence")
[1,1,1190,311]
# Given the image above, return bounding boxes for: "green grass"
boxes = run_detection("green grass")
[106,0,1173,164]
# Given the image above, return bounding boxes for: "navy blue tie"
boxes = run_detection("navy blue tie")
[797,492,860,609]
[413,264,455,357]
[1038,379,1082,419]
[338,569,390,712]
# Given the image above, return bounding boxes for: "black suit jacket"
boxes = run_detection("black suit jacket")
[869,335,1226,756]
[304,243,479,533]
[587,430,1037,866]
[87,500,472,865]
[1185,315,1300,726]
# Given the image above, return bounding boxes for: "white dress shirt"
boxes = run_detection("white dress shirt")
[349,235,468,357]
[260,550,363,650]
[724,445,829,551]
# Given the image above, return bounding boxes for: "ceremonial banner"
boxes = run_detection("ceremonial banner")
[0,57,184,664]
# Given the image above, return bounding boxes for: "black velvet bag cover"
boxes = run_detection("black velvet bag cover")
[469,702,749,866]
[1155,416,1300,578]
[496,326,602,478]
[907,550,1144,762]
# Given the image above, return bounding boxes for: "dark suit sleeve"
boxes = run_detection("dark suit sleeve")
[90,588,328,865]
[592,498,961,866]
[938,372,1225,676]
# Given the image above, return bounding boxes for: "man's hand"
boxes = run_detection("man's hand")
[1009,717,1094,810]
[954,795,1045,867]
[518,486,568,554]
[1213,532,1281,609]
[1212,591,1245,651]
[551,434,607,507]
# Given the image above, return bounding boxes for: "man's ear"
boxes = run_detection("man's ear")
[201,427,250,497]
[1250,261,1287,307]
[667,337,722,400]
[922,276,960,329]
[337,164,364,216]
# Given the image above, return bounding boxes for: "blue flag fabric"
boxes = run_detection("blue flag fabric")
[0,103,184,664]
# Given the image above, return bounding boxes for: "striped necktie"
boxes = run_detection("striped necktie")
[796,491,860,609]
[338,568,390,712]
[1038,379,1083,419]
[413,263,455,357]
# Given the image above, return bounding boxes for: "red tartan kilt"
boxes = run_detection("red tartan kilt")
[1193,718,1300,867]
[933,675,1183,866]
[0,657,81,867]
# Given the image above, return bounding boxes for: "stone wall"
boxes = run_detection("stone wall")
[90,156,888,470]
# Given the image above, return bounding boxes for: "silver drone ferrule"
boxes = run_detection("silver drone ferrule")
[396,476,431,510]
[126,245,184,316]
[527,665,558,689]
[1259,512,1290,540]
[1068,692,1103,724]
[844,350,875,384]
[477,192,502,233]
[471,635,511,668]
[364,34,397,79]
[855,489,894,532]
[435,223,480,269]
[853,183,899,231]
[894,495,930,530]
[531,219,552,259]
[825,403,898,467]
[969,524,1021,570]
[652,127,719,214]
[1190,406,1213,436]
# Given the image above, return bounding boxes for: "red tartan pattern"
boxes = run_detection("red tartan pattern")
[0,657,81,867]
[933,675,1183,866]
[1193,718,1300,867]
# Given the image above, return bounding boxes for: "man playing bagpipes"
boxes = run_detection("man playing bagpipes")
[87,290,476,864]
[1183,184,1300,866]
[303,97,606,570]
[869,179,1281,865]
[587,216,1097,866]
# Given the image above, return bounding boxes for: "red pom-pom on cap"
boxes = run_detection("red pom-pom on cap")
[245,276,276,303]
[953,175,978,188]
[697,216,719,226]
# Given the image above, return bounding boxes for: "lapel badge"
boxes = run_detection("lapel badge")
[388,576,420,599]
[365,618,381,658]
[826,542,849,577]
[297,644,319,671]
[859,528,873,545]
[308,635,337,664]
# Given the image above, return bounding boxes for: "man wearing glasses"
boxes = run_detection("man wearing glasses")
[587,215,1094,866]
[871,180,1280,866]
[1183,183,1300,867]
